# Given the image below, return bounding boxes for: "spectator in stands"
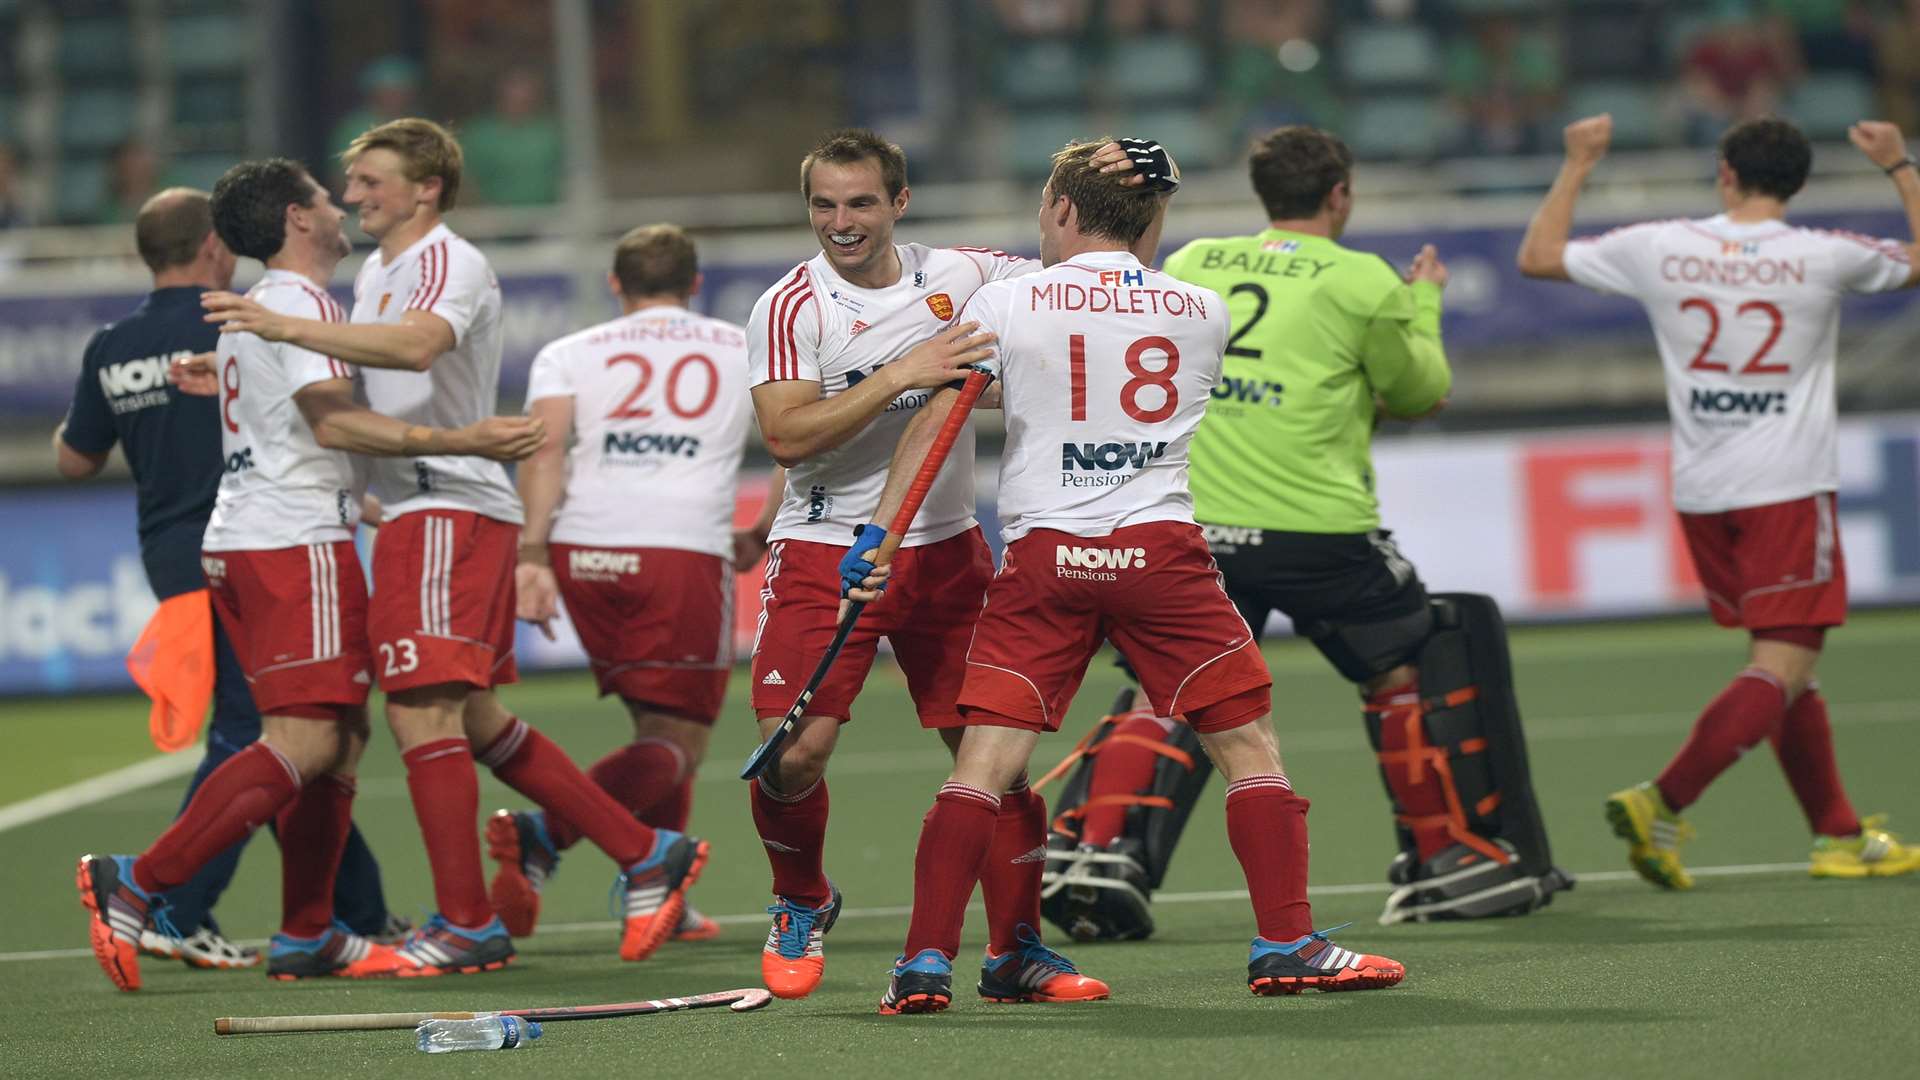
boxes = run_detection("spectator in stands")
[1679,4,1796,144]
[1444,16,1562,156]
[1221,0,1339,136]
[96,139,162,225]
[461,67,563,206]
[1106,0,1201,33]
[1874,0,1920,133]
[328,55,420,157]
[1763,0,1873,73]
[0,143,24,229]
[990,0,1091,36]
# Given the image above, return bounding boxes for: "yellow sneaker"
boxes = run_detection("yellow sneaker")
[1809,815,1920,879]
[1604,782,1696,890]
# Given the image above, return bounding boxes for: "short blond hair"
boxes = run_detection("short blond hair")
[613,224,698,298]
[342,117,464,210]
[1047,137,1162,245]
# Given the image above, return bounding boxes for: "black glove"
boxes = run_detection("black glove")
[1118,138,1180,194]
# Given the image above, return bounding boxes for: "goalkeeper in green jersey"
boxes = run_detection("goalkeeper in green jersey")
[1040,127,1571,940]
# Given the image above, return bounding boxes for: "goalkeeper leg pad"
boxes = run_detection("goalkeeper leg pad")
[1366,593,1574,923]
[1039,689,1215,941]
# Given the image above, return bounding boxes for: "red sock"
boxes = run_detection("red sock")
[1224,774,1313,942]
[902,783,1001,961]
[751,776,831,905]
[1081,714,1172,847]
[1770,689,1861,837]
[549,738,687,849]
[275,773,356,938]
[981,778,1046,955]
[135,742,301,894]
[1656,669,1788,811]
[643,779,695,833]
[479,718,656,868]
[402,738,492,928]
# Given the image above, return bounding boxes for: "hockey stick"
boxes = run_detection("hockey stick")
[740,370,992,781]
[213,987,773,1035]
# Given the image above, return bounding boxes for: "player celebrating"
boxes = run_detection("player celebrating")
[77,157,542,991]
[488,223,779,941]
[1518,114,1920,885]
[200,119,709,972]
[745,129,1135,1002]
[855,139,1405,1013]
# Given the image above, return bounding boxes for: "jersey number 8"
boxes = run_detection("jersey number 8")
[1068,334,1181,423]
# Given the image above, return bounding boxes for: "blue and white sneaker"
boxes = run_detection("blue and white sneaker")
[77,854,156,991]
[1247,924,1405,994]
[879,949,955,1015]
[978,923,1110,1003]
[762,883,843,999]
[393,914,515,977]
[266,924,405,980]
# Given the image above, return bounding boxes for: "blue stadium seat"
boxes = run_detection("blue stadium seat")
[59,88,137,151]
[55,156,108,223]
[1785,72,1874,140]
[1340,23,1441,89]
[1566,81,1667,149]
[166,13,249,74]
[1566,12,1649,79]
[1106,37,1207,103]
[170,153,233,191]
[1122,107,1229,170]
[996,41,1088,106]
[57,17,137,79]
[1005,110,1095,179]
[1346,97,1448,159]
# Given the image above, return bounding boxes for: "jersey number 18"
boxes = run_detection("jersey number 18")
[1067,334,1180,423]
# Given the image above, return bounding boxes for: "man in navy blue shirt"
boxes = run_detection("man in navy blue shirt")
[55,188,403,966]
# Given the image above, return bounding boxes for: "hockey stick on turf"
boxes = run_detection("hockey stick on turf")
[213,987,773,1035]
[740,369,993,781]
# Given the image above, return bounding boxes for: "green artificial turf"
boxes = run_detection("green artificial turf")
[4,611,1917,1078]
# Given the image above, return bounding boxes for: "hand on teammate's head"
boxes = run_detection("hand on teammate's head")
[1094,139,1180,194]
[1848,121,1910,170]
[1563,114,1613,166]
[892,320,995,391]
[1406,244,1448,289]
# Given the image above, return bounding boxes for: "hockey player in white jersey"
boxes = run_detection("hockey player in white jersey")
[1518,115,1920,887]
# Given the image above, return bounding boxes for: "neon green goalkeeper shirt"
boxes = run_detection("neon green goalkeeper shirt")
[1162,228,1450,534]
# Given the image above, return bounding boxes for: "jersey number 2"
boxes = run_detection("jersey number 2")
[1679,297,1788,375]
[606,353,720,419]
[1068,334,1181,423]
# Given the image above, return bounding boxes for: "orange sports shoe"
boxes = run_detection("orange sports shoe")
[1247,924,1405,994]
[617,830,710,962]
[977,925,1111,1004]
[265,927,410,980]
[77,854,149,992]
[485,809,559,937]
[761,884,843,999]
[673,905,722,942]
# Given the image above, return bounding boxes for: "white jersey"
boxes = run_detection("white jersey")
[352,223,523,524]
[525,305,754,557]
[747,242,1037,547]
[1564,213,1911,513]
[970,251,1229,541]
[203,270,364,552]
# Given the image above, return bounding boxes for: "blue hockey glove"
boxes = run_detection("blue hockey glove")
[839,524,889,597]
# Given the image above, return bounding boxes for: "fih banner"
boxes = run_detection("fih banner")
[3,415,1918,696]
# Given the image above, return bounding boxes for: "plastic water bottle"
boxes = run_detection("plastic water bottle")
[414,1014,542,1053]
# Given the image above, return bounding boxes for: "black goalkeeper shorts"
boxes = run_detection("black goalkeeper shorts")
[1201,524,1430,683]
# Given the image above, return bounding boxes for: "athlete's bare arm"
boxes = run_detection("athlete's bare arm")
[293,378,545,460]
[513,395,572,638]
[752,320,993,466]
[202,293,455,371]
[732,465,788,571]
[51,422,108,480]
[1516,114,1614,281]
[1849,120,1920,287]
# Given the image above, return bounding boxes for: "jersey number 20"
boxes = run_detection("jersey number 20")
[1067,334,1180,423]
[605,352,720,419]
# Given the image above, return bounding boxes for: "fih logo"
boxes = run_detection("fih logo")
[1061,441,1167,471]
[1097,269,1146,287]
[1690,388,1788,415]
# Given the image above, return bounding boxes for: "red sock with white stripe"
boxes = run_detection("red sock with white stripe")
[402,738,494,928]
[1655,669,1788,811]
[1081,713,1174,847]
[546,737,688,850]
[133,741,302,895]
[275,773,357,939]
[1224,773,1314,942]
[903,782,1001,961]
[751,776,832,906]
[981,776,1047,955]
[480,717,657,867]
[1770,689,1862,837]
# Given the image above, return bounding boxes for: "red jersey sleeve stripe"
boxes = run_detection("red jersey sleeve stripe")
[778,284,813,381]
[406,244,443,311]
[403,246,432,309]
[765,268,809,381]
[424,241,452,310]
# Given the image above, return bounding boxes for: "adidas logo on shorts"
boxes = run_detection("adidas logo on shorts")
[762,670,786,686]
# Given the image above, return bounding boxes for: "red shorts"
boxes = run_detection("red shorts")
[552,544,732,724]
[749,528,993,727]
[200,541,372,719]
[1678,492,1847,631]
[369,510,519,692]
[958,522,1271,734]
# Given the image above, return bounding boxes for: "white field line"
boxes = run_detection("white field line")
[0,750,199,835]
[0,861,1811,964]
